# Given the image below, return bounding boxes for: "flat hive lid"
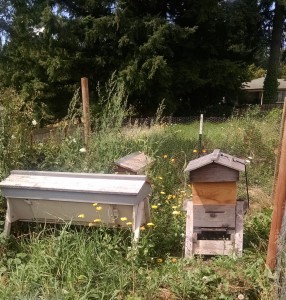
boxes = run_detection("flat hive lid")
[185,149,245,173]
[0,170,151,205]
[115,152,153,173]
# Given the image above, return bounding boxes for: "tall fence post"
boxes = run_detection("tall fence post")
[266,99,286,270]
[198,114,203,157]
[81,77,91,149]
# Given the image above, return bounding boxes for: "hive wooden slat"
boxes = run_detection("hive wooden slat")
[192,182,237,205]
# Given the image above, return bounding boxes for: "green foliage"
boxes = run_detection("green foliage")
[0,0,271,117]
[248,64,266,79]
[263,72,279,103]
[244,208,272,252]
[0,88,35,178]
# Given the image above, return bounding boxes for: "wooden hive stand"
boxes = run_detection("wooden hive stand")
[184,149,246,256]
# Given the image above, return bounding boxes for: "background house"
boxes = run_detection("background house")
[241,77,286,105]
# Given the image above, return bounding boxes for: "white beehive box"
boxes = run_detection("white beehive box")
[0,170,151,239]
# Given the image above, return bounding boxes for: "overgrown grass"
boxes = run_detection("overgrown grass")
[0,85,283,299]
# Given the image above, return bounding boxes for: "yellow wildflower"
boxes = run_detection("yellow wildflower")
[151,205,158,209]
[147,222,155,227]
[160,191,166,195]
[170,158,175,162]
[96,206,102,211]
[202,149,207,154]
[172,258,177,263]
[172,211,180,215]
[88,223,94,227]
[120,217,127,221]
[93,219,101,223]
[158,176,163,180]
[172,205,178,209]
[193,149,198,153]
[172,195,176,199]
[163,154,168,158]
[78,214,85,218]
[92,203,98,207]
[126,222,132,226]
[140,226,146,231]
[157,258,163,263]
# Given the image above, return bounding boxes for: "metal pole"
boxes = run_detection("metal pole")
[198,114,203,157]
[81,77,91,149]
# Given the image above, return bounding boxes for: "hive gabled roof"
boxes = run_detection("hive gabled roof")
[184,149,245,173]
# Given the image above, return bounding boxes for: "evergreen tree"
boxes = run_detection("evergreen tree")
[0,0,274,117]
[263,1,286,103]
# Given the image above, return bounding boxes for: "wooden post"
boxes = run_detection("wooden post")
[266,100,286,270]
[81,77,91,149]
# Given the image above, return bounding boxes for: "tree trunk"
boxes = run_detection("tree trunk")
[263,2,285,104]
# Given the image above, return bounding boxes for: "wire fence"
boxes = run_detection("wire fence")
[31,103,284,143]
[276,210,286,299]
[31,116,231,143]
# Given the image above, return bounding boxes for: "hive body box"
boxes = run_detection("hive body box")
[184,149,245,256]
[0,170,151,239]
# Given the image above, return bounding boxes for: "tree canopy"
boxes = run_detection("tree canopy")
[0,0,283,118]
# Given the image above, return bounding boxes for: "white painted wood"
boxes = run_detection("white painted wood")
[3,200,12,236]
[235,200,244,256]
[193,240,234,255]
[143,197,151,223]
[0,171,148,195]
[185,200,194,257]
[134,201,145,241]
[3,220,11,236]
[199,114,203,135]
[0,171,151,238]
[0,171,152,206]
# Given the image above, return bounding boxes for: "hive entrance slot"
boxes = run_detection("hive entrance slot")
[197,231,231,241]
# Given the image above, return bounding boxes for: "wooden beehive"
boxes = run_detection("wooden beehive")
[0,170,151,240]
[185,149,245,205]
[184,149,246,256]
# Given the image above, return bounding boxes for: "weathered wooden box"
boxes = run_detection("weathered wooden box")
[184,149,245,256]
[114,151,154,175]
[0,170,151,239]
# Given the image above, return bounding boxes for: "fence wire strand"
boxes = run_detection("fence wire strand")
[276,208,286,299]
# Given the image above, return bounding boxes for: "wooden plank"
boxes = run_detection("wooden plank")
[0,171,151,196]
[267,100,286,270]
[192,182,237,205]
[185,201,194,257]
[235,200,244,256]
[193,240,234,255]
[133,201,145,241]
[115,152,154,174]
[193,205,236,228]
[190,163,239,182]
